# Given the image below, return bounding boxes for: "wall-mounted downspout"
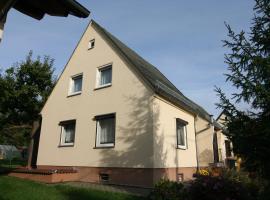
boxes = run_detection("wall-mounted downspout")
[194,114,200,172]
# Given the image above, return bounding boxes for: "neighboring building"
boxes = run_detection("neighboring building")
[216,111,235,168]
[34,20,224,187]
[196,110,235,169]
[0,145,21,160]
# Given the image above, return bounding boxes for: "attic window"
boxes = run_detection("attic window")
[88,39,95,49]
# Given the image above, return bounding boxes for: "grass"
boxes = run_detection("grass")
[0,176,144,200]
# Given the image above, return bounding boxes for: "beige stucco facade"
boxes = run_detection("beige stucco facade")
[37,21,155,168]
[153,96,197,168]
[195,116,215,167]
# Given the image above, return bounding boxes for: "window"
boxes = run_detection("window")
[176,119,188,149]
[88,39,95,49]
[59,120,76,146]
[69,74,82,95]
[99,173,110,182]
[95,113,115,147]
[177,173,184,182]
[96,64,112,88]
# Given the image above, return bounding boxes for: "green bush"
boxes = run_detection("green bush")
[149,171,261,200]
[256,180,270,200]
[221,169,260,199]
[148,179,188,200]
[188,175,257,200]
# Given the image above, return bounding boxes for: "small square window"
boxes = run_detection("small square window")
[96,65,112,88]
[177,173,184,182]
[95,114,115,147]
[88,39,95,49]
[59,120,76,146]
[99,173,109,182]
[176,119,188,149]
[69,74,82,95]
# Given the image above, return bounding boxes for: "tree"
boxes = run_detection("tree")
[216,0,270,179]
[0,51,56,146]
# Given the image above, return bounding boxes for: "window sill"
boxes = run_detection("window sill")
[176,145,187,150]
[93,145,115,149]
[67,92,81,97]
[58,144,74,147]
[94,84,112,91]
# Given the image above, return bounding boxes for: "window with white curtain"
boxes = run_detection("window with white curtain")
[59,120,76,146]
[69,74,83,95]
[95,113,115,147]
[96,64,112,88]
[176,119,188,149]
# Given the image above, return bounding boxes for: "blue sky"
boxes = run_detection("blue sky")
[0,0,254,117]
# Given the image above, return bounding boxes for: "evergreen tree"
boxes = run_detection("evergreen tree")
[216,0,270,179]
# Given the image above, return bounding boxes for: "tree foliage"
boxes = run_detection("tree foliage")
[216,0,270,179]
[0,51,56,146]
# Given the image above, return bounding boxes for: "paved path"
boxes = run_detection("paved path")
[65,182,152,197]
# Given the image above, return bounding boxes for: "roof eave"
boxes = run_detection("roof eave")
[64,0,90,18]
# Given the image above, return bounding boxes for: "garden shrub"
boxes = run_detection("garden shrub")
[148,179,188,200]
[221,169,260,199]
[188,175,258,200]
[256,180,270,200]
[149,170,261,200]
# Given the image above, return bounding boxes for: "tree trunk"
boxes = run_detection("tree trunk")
[27,119,41,169]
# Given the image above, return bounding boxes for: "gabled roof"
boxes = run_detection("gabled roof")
[91,20,212,122]
[216,109,226,121]
[213,120,223,130]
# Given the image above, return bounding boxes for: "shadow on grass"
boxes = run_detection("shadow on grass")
[54,185,143,200]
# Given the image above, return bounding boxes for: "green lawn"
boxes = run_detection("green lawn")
[0,176,144,200]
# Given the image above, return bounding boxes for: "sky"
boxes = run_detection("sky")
[0,0,255,117]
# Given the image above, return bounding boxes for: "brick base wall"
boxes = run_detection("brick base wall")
[37,166,196,187]
[9,172,78,183]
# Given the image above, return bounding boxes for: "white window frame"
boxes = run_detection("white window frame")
[95,114,116,148]
[95,64,112,89]
[176,119,188,150]
[88,39,95,50]
[68,73,83,96]
[59,120,76,146]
